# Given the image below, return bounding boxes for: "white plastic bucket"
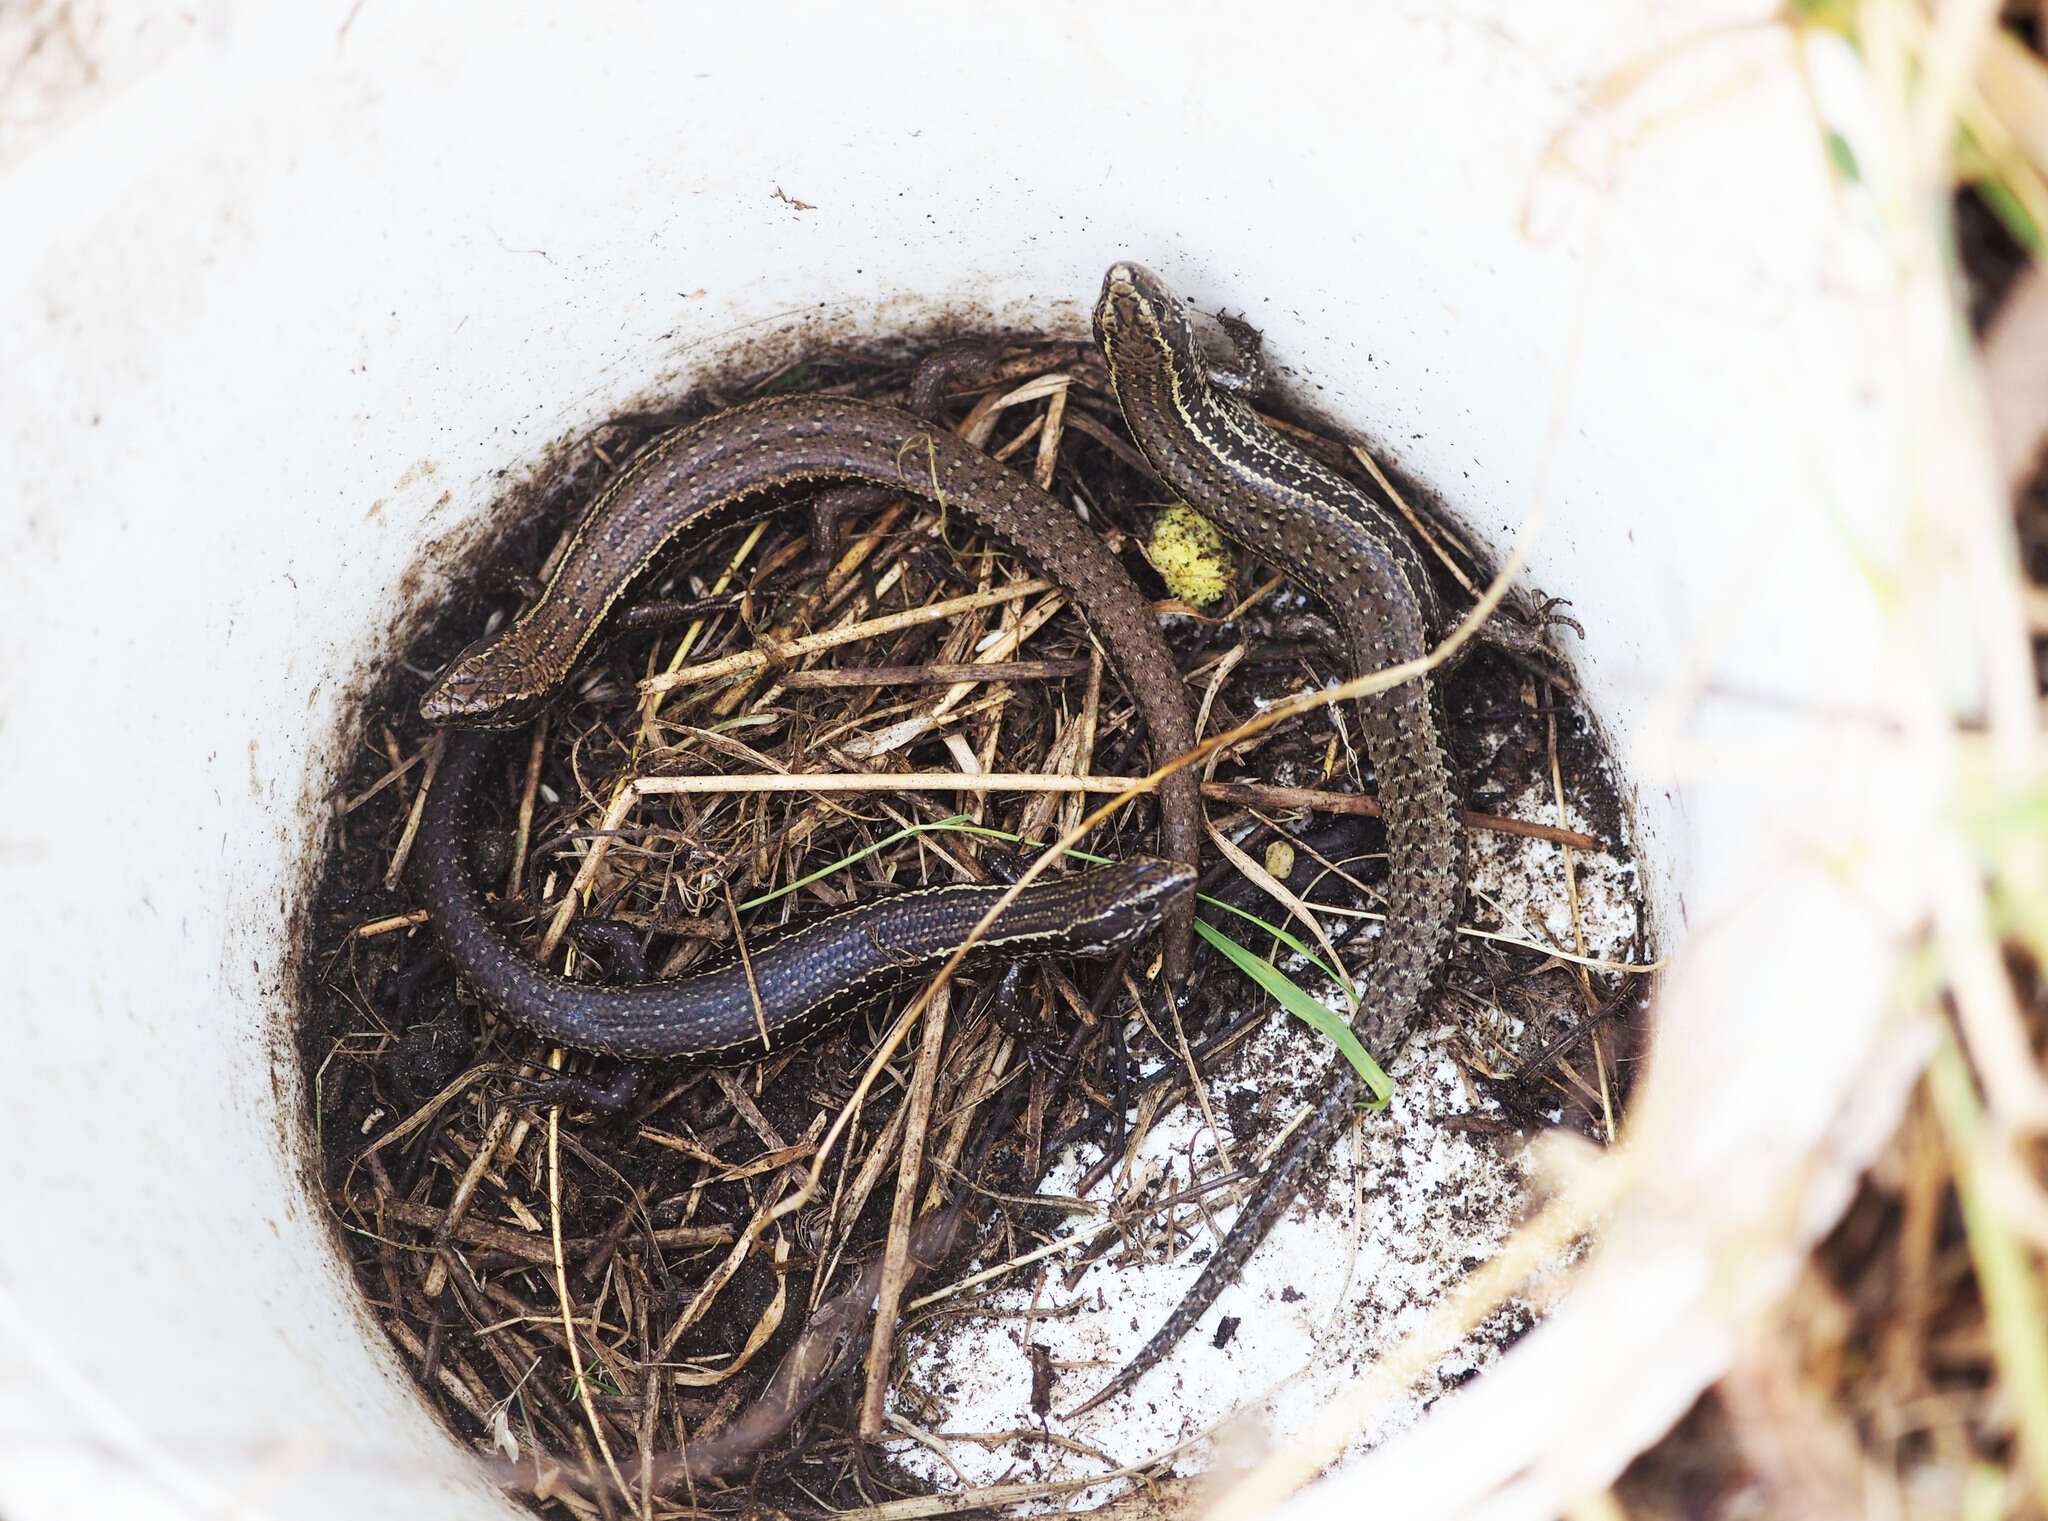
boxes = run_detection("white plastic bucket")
[1,5,1917,1518]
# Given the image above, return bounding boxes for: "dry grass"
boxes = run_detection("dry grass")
[1605,5,2048,1517]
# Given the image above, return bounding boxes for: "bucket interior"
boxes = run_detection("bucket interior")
[0,8,1898,1518]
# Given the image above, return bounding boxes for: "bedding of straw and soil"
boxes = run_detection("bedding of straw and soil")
[297,333,1644,1519]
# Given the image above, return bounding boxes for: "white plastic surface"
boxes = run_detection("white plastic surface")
[0,4,1916,1518]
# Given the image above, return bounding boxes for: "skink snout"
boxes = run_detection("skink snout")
[1094,261,1177,357]
[418,638,543,729]
[1061,857,1197,957]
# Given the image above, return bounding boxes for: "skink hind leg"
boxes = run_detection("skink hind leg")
[1463,591,1584,689]
[496,916,655,1115]
[499,1060,648,1115]
[569,918,651,983]
[800,484,896,582]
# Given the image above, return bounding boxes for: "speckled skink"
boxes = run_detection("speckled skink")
[419,393,1199,981]
[415,727,1193,1061]
[1071,262,1464,1414]
[411,391,1204,1058]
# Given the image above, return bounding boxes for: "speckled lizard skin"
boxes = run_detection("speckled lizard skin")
[1072,262,1464,1415]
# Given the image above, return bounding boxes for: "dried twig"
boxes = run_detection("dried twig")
[859,984,951,1440]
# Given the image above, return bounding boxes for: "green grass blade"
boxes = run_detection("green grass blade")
[1195,892,1360,1008]
[1930,1031,2048,1515]
[735,817,1121,912]
[1193,917,1391,1107]
[736,814,977,910]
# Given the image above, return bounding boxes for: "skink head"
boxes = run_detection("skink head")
[1053,857,1198,957]
[1093,261,1203,382]
[418,633,548,728]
